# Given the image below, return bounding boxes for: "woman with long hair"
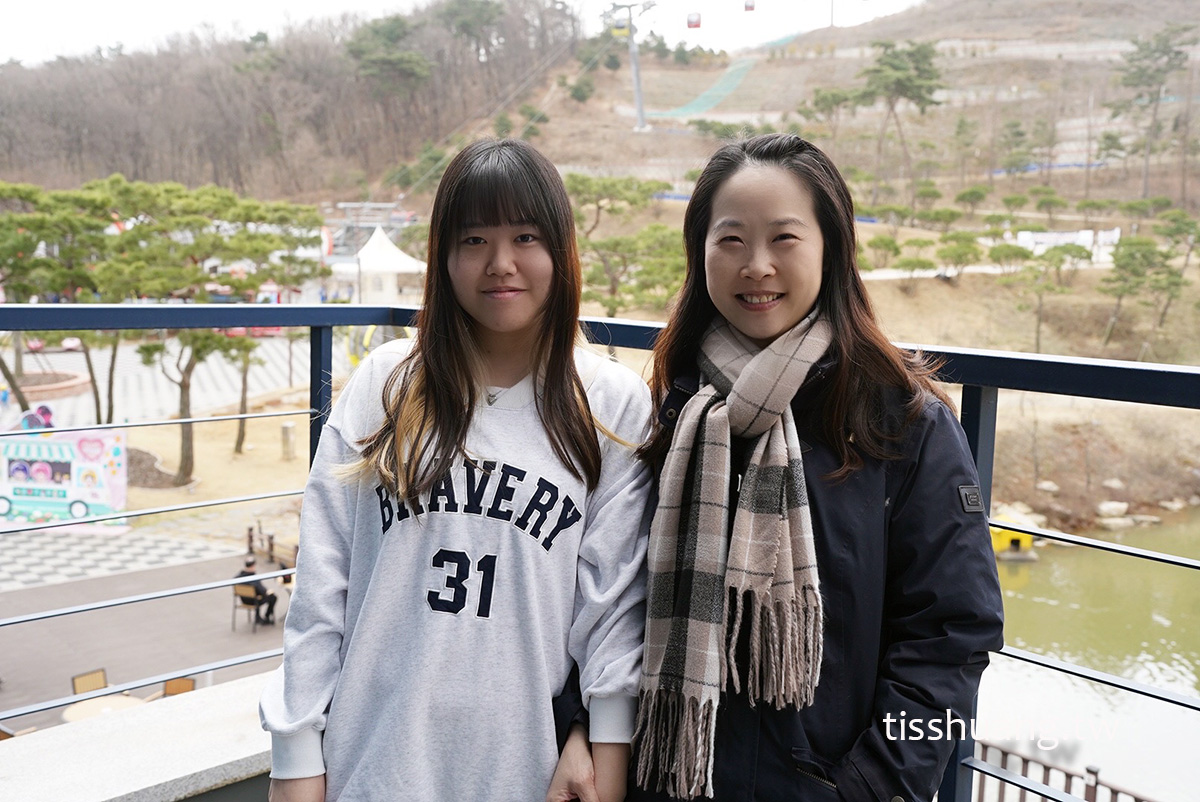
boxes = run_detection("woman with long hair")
[261,139,651,802]
[630,134,1003,801]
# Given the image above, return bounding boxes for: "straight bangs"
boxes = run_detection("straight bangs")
[400,138,599,496]
[442,148,559,241]
[429,138,581,375]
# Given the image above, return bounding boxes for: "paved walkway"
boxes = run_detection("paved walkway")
[0,475,301,735]
[0,525,242,593]
[0,332,347,736]
[0,494,302,594]
[0,550,287,736]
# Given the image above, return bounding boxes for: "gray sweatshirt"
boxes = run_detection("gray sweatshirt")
[260,339,652,801]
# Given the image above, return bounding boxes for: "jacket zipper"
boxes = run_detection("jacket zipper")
[796,767,838,790]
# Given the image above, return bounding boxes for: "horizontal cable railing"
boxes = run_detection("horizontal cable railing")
[0,650,284,721]
[2,304,1198,802]
[0,569,295,629]
[988,519,1200,571]
[0,407,315,439]
[0,570,294,721]
[914,342,1200,409]
[997,647,1200,712]
[0,489,303,535]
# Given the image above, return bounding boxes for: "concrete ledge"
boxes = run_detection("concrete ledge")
[19,371,91,401]
[0,672,271,802]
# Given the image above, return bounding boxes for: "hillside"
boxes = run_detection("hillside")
[791,0,1198,46]
[3,0,1196,202]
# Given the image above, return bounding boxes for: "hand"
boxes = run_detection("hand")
[268,775,326,802]
[546,724,598,802]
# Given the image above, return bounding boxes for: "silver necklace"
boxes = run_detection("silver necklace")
[486,386,505,406]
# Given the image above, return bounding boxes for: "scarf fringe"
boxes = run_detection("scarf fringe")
[633,688,718,799]
[725,586,824,708]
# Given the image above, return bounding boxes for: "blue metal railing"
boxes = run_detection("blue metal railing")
[2,304,1198,801]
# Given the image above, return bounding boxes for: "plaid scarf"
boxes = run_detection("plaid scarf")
[633,312,831,799]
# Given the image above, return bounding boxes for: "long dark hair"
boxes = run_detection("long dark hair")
[643,133,949,477]
[355,138,601,503]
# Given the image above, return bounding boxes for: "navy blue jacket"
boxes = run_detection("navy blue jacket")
[629,365,1004,802]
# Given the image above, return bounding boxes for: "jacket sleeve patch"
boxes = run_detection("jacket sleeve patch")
[958,485,985,513]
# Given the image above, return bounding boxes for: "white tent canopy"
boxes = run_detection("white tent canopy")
[329,226,425,304]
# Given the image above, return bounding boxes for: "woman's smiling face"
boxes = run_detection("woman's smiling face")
[703,163,825,348]
[448,222,553,352]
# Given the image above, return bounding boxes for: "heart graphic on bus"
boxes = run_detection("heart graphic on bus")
[77,438,105,462]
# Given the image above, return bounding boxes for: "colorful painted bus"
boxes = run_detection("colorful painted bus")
[0,432,125,524]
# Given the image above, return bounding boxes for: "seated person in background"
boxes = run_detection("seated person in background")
[236,556,277,625]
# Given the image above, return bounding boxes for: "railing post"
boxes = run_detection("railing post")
[310,325,334,464]
[940,384,998,802]
[1084,766,1099,802]
[959,384,999,512]
[939,695,981,802]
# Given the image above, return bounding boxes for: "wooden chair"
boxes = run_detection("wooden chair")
[71,668,108,695]
[233,584,260,633]
[145,677,196,701]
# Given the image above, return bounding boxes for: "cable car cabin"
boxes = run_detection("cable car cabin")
[611,19,630,38]
[687,13,701,28]
[745,1,755,10]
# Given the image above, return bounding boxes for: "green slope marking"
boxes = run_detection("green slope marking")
[648,58,758,118]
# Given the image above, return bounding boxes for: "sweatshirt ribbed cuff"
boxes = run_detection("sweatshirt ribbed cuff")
[270,729,326,779]
[588,695,637,743]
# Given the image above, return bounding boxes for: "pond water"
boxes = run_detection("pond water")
[975,508,1200,801]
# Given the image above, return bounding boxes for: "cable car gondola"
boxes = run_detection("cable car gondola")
[745,1,755,10]
[687,12,701,28]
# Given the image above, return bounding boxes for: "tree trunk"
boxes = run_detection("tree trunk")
[1157,295,1173,329]
[0,354,30,412]
[176,360,196,484]
[106,337,120,424]
[871,107,891,206]
[1181,67,1194,208]
[586,205,603,239]
[235,354,249,454]
[14,331,24,378]
[1035,292,1044,353]
[1141,92,1160,199]
[1084,92,1094,200]
[607,270,621,316]
[890,106,914,207]
[82,341,102,425]
[1102,295,1124,346]
[987,89,998,189]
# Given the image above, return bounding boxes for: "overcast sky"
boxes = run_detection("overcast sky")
[3,1,925,66]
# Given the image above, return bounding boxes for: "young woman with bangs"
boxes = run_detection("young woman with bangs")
[629,134,1004,801]
[260,139,652,802]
